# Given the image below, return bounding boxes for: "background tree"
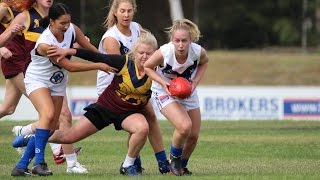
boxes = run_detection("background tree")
[58,0,319,50]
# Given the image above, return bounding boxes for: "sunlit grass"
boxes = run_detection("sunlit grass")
[1,120,320,179]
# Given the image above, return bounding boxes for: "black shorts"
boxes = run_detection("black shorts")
[83,103,140,131]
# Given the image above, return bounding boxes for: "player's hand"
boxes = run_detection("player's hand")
[10,24,24,34]
[0,47,12,59]
[47,45,69,62]
[162,81,171,96]
[99,63,118,74]
[189,79,197,92]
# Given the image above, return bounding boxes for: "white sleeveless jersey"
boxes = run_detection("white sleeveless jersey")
[151,42,202,94]
[96,22,140,95]
[25,24,75,92]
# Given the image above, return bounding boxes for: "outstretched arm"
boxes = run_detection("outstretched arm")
[37,44,116,73]
[47,46,124,72]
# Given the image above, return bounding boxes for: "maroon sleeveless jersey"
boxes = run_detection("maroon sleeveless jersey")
[0,7,26,78]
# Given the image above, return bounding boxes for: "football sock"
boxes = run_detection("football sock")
[170,145,183,157]
[34,128,50,165]
[20,124,33,136]
[49,143,62,154]
[181,158,189,168]
[122,154,136,168]
[65,153,77,168]
[155,150,167,162]
[16,136,35,169]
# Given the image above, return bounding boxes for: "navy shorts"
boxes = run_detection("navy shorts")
[83,103,141,131]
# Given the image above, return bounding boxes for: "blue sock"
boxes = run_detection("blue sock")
[16,136,35,170]
[155,150,167,162]
[34,128,50,165]
[134,156,142,167]
[170,145,183,157]
[181,158,189,168]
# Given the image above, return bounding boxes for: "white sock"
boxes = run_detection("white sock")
[20,124,33,135]
[122,154,136,168]
[65,153,77,168]
[50,143,62,154]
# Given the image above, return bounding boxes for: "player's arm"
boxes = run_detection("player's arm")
[103,36,121,54]
[73,23,99,53]
[0,3,9,19]
[73,48,124,72]
[39,44,117,73]
[0,11,26,47]
[47,46,122,72]
[191,47,209,90]
[144,49,171,94]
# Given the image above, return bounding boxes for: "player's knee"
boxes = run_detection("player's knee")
[40,110,55,121]
[177,121,192,137]
[0,106,16,116]
[138,124,149,137]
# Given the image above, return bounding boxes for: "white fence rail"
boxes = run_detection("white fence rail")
[1,86,320,121]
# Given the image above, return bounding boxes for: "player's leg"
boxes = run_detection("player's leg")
[120,113,149,176]
[48,114,99,145]
[30,90,63,176]
[0,75,24,118]
[144,101,170,174]
[160,101,192,176]
[11,135,35,177]
[58,97,87,173]
[181,107,201,175]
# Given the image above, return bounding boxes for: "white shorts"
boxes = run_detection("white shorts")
[96,70,114,96]
[152,90,199,111]
[24,77,66,97]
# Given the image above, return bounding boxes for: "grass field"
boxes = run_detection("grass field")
[1,120,320,179]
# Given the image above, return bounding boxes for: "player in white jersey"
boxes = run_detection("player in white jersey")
[96,0,170,174]
[144,19,209,176]
[96,21,140,94]
[13,3,116,176]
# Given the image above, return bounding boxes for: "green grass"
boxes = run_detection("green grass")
[1,120,320,179]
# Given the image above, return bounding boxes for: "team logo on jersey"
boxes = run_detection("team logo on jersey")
[33,19,40,28]
[50,71,64,84]
[119,41,130,54]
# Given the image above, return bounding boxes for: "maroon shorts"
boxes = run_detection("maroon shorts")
[1,37,27,79]
[1,51,27,79]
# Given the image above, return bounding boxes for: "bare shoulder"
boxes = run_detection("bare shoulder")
[0,2,8,9]
[199,47,209,64]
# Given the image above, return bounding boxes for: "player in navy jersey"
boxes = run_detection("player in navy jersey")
[46,32,159,176]
[144,19,209,176]
[96,0,169,174]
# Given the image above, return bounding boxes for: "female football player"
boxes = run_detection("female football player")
[11,2,116,176]
[144,19,209,176]
[46,31,159,176]
[97,0,169,174]
[1,0,90,176]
